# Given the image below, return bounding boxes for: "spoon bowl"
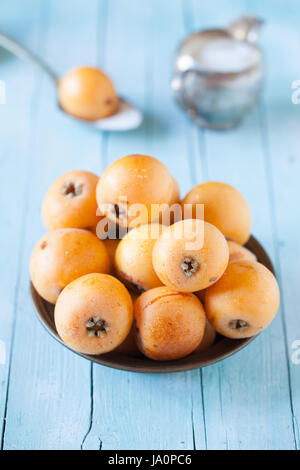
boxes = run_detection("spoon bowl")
[65,98,143,132]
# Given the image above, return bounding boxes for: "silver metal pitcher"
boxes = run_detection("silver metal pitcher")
[171,15,264,130]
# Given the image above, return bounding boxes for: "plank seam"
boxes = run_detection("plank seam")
[0,270,20,450]
[197,129,208,181]
[97,0,108,67]
[181,0,208,451]
[97,0,110,174]
[218,365,229,450]
[181,0,194,32]
[80,2,109,450]
[186,126,198,186]
[190,397,196,450]
[143,21,154,144]
[199,369,208,450]
[81,363,101,450]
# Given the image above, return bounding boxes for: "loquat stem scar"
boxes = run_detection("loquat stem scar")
[229,319,249,331]
[180,257,200,277]
[62,182,83,198]
[86,317,110,338]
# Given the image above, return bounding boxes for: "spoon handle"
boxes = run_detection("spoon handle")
[0,31,59,85]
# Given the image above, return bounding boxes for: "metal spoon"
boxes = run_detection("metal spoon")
[0,31,143,131]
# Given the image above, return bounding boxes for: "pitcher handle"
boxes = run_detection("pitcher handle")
[226,15,264,43]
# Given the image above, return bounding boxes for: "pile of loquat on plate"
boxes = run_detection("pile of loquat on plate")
[30,154,280,361]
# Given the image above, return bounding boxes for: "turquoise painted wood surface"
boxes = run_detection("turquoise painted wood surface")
[0,0,299,450]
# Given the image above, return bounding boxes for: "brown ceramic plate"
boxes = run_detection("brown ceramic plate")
[31,235,275,373]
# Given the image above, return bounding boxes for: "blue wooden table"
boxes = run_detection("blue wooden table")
[0,0,299,450]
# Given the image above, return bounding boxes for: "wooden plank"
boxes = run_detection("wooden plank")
[0,0,43,446]
[2,0,105,450]
[249,0,300,449]
[188,0,296,449]
[82,0,206,450]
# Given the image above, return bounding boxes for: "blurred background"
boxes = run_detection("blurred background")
[0,0,299,450]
